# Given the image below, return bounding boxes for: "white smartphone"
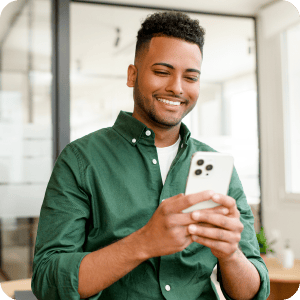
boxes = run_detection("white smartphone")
[182,152,234,213]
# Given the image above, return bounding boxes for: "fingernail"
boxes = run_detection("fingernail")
[192,211,201,220]
[213,194,220,201]
[209,190,214,197]
[222,208,229,214]
[189,224,197,233]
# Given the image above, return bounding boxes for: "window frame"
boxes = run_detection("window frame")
[280,22,300,202]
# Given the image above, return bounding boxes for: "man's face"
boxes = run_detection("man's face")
[127,36,202,129]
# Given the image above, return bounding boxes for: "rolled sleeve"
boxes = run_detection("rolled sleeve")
[218,257,270,300]
[31,144,94,299]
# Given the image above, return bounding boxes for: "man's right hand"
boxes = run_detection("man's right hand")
[138,190,228,259]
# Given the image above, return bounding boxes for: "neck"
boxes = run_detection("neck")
[132,112,181,147]
[154,127,180,147]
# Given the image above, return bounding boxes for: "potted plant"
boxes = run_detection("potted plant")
[256,227,276,261]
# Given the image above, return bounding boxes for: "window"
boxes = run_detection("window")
[282,22,300,195]
[0,0,52,280]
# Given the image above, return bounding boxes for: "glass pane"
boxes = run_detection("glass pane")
[70,4,259,205]
[283,23,300,194]
[0,0,52,280]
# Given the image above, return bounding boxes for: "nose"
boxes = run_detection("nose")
[165,75,183,95]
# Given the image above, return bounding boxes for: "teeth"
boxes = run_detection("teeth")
[157,98,180,106]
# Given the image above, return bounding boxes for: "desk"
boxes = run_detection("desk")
[264,257,300,300]
[1,279,31,299]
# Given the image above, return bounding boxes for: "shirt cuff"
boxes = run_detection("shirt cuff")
[32,252,103,300]
[217,258,270,300]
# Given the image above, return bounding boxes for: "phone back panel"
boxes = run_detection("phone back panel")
[183,152,234,213]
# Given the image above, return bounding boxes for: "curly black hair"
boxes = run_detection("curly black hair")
[135,11,205,60]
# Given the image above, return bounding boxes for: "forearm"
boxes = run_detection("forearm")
[218,248,261,300]
[78,228,148,299]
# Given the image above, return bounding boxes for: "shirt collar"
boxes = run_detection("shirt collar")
[112,111,191,146]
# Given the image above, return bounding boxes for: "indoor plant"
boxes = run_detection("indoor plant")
[256,227,276,259]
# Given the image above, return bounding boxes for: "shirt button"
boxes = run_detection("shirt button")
[132,138,136,143]
[165,285,171,291]
[181,144,183,148]
[145,130,151,136]
[152,159,157,165]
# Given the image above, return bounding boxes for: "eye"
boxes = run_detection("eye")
[154,71,169,76]
[185,76,199,82]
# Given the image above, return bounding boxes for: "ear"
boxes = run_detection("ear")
[127,64,137,87]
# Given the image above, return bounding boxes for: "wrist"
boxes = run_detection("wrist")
[218,248,241,265]
[129,226,152,262]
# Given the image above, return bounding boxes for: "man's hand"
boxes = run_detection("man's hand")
[138,191,229,259]
[187,193,244,262]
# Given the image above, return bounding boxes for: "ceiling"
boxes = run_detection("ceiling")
[0,0,280,86]
[70,3,256,83]
[0,0,278,45]
[77,0,278,16]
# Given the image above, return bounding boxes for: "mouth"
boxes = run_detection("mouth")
[156,97,182,106]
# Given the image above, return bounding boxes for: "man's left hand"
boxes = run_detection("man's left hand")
[187,193,244,262]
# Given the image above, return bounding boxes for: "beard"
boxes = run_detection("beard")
[133,78,195,128]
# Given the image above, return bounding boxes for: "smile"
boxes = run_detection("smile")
[157,98,181,106]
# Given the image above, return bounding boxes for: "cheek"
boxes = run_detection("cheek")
[137,74,155,95]
[145,76,165,92]
[186,84,200,102]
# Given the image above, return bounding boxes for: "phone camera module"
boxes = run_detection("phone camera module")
[197,159,204,166]
[206,164,213,171]
[195,169,202,175]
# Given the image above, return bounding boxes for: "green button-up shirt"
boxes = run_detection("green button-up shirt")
[32,111,270,300]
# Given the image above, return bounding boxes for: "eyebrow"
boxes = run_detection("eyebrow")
[152,62,201,75]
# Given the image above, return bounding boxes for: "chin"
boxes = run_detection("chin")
[152,115,183,127]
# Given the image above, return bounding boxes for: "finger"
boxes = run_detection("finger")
[211,194,239,216]
[188,224,241,243]
[166,213,200,227]
[196,222,218,228]
[191,235,237,256]
[171,190,216,214]
[200,205,229,215]
[190,212,244,232]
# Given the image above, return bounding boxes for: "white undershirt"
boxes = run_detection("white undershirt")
[156,136,181,184]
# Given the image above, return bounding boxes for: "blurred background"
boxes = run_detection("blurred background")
[0,0,299,289]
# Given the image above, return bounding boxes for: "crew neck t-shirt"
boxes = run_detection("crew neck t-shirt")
[156,136,181,184]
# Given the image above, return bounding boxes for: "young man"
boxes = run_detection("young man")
[32,11,270,300]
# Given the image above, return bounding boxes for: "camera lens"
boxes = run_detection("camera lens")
[197,159,204,166]
[206,165,213,171]
[195,169,202,175]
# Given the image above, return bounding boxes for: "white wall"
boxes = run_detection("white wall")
[257,1,300,259]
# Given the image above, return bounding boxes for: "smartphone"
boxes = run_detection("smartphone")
[182,152,234,213]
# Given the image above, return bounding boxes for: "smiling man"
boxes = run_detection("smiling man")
[32,11,270,300]
[129,36,201,148]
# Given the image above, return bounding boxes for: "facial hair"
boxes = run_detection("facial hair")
[133,77,196,128]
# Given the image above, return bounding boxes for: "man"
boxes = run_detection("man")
[32,11,270,300]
